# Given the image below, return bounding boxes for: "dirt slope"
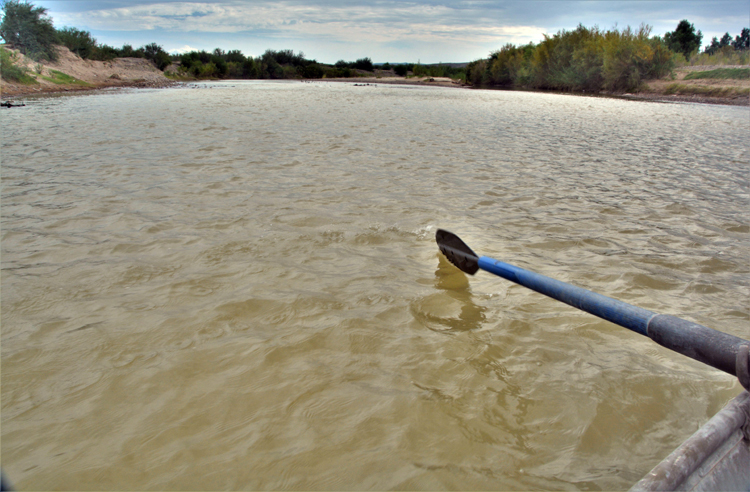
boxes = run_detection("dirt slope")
[1,45,174,97]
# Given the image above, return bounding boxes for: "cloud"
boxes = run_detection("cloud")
[169,44,199,54]
[38,0,750,63]
[49,1,546,42]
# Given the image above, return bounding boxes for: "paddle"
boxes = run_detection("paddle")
[435,229,750,390]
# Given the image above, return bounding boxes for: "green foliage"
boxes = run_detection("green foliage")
[143,42,170,70]
[333,57,374,72]
[225,49,245,64]
[56,27,137,61]
[94,44,119,61]
[118,44,143,58]
[688,47,750,66]
[393,64,409,76]
[705,27,750,54]
[0,0,58,61]
[600,25,672,91]
[466,59,488,85]
[683,68,750,80]
[56,26,96,58]
[179,50,226,78]
[353,57,373,71]
[39,68,89,85]
[469,23,674,92]
[0,44,36,81]
[732,28,750,50]
[301,63,324,79]
[177,48,322,80]
[242,58,259,78]
[325,66,353,78]
[664,20,702,60]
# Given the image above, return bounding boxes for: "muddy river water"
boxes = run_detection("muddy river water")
[2,81,748,489]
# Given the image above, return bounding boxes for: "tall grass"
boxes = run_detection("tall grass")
[681,46,750,67]
[467,24,674,92]
[683,68,750,80]
[664,84,750,97]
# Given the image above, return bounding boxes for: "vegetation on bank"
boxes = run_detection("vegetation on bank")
[170,49,384,80]
[683,68,750,80]
[1,0,748,92]
[663,84,750,97]
[0,44,35,82]
[466,21,749,92]
[39,68,89,85]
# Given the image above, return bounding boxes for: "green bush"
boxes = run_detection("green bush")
[56,26,97,58]
[353,57,373,71]
[469,23,673,92]
[0,0,58,61]
[601,25,673,91]
[301,63,324,79]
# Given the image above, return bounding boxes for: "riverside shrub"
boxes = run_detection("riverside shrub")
[469,24,674,92]
[0,0,58,61]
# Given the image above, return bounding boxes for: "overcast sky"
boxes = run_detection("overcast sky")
[30,1,750,63]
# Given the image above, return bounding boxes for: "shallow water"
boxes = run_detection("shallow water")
[2,81,748,490]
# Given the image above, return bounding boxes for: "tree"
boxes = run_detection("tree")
[732,28,750,50]
[393,64,408,76]
[142,42,170,70]
[0,0,58,61]
[224,49,245,63]
[353,57,373,71]
[664,20,702,60]
[719,32,732,47]
[705,36,721,55]
[56,26,97,59]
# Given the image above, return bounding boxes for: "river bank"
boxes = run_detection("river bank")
[0,45,176,97]
[2,47,747,107]
[334,67,749,106]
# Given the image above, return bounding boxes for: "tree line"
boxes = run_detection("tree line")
[1,0,748,87]
[466,21,749,91]
[0,0,458,83]
[0,0,387,80]
[0,0,173,68]
[175,49,381,80]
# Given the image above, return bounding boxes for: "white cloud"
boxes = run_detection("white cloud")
[52,1,545,41]
[169,44,199,54]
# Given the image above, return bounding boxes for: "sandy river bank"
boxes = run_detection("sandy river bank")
[0,45,176,97]
[2,47,747,107]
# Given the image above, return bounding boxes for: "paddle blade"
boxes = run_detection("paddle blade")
[435,229,480,275]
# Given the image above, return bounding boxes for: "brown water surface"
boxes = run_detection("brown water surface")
[2,81,749,490]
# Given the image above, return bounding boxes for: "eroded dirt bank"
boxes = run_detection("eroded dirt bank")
[1,45,176,97]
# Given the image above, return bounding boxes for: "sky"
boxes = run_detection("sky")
[28,1,750,64]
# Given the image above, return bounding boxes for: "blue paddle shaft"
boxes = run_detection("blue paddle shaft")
[478,256,655,335]
[477,255,749,384]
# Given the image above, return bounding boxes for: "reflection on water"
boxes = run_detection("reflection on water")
[1,81,748,490]
[411,254,486,332]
